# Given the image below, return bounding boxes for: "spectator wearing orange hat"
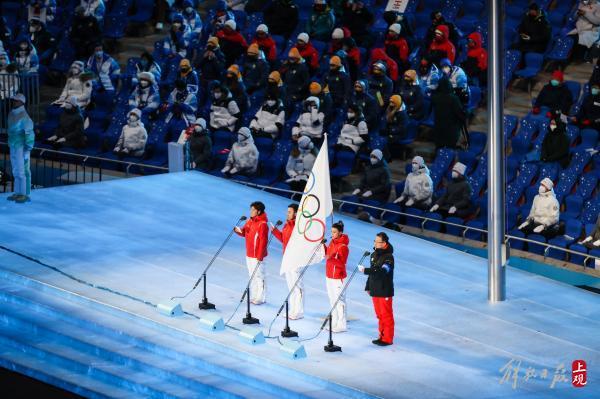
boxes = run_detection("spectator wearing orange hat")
[251,24,278,64]
[216,19,248,66]
[533,70,574,116]
[266,70,287,104]
[399,70,425,120]
[382,95,409,160]
[323,55,352,107]
[197,37,226,88]
[174,58,199,94]
[308,81,333,124]
[225,64,249,114]
[385,23,410,72]
[282,47,310,104]
[242,44,269,94]
[427,24,456,65]
[295,32,321,75]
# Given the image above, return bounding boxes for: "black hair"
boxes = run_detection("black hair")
[376,232,389,243]
[332,220,344,232]
[288,203,299,212]
[251,201,265,214]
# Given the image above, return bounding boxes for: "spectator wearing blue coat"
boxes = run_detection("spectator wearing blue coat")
[165,79,198,128]
[80,0,105,24]
[86,44,121,91]
[181,0,203,35]
[7,93,35,203]
[368,62,393,109]
[196,36,226,88]
[134,52,162,85]
[323,55,352,108]
[352,80,380,130]
[129,72,161,116]
[417,58,440,97]
[14,39,39,74]
[242,43,269,95]
[439,58,469,106]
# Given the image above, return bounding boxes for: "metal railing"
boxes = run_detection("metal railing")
[0,73,40,132]
[0,142,168,192]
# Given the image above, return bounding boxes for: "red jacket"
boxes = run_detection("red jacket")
[236,212,269,261]
[466,32,487,71]
[296,43,320,71]
[370,48,399,81]
[252,36,277,62]
[272,219,295,252]
[346,46,361,69]
[217,29,248,49]
[428,24,456,64]
[384,35,409,64]
[325,234,349,279]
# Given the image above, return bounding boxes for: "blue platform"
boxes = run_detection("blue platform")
[0,171,599,398]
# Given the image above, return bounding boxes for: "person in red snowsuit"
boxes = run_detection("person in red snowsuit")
[251,24,278,64]
[461,32,488,85]
[323,220,350,332]
[384,23,410,73]
[427,24,456,65]
[295,32,320,75]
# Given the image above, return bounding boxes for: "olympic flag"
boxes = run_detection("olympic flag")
[280,135,333,275]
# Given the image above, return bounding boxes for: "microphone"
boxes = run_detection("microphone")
[363,250,371,257]
[240,216,247,221]
[321,238,327,244]
[275,220,283,226]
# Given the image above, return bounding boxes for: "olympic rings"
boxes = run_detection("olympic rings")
[303,218,325,242]
[302,171,316,194]
[300,194,320,218]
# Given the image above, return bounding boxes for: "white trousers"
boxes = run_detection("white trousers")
[285,268,304,319]
[246,257,266,304]
[325,277,346,332]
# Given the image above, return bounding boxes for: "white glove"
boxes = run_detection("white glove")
[352,188,361,195]
[221,165,231,173]
[121,148,129,154]
[358,265,365,273]
[234,226,242,234]
[288,171,298,177]
[581,236,592,244]
[57,138,66,143]
[533,224,545,233]
[47,135,57,141]
[430,204,439,212]
[585,148,599,156]
[394,195,405,204]
[229,167,239,174]
[285,177,295,183]
[518,221,530,230]
[593,239,600,247]
[448,206,457,214]
[405,198,414,207]
[362,190,373,198]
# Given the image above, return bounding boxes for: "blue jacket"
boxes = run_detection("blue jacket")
[8,106,35,150]
[86,53,121,91]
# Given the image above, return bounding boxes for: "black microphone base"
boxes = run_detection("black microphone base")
[281,327,298,338]
[198,300,216,310]
[243,314,260,325]
[324,342,342,352]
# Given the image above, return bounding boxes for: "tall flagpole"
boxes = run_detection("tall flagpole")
[487,0,506,302]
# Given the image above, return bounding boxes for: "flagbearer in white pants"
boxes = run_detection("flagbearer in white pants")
[271,204,304,319]
[324,221,350,332]
[235,201,270,304]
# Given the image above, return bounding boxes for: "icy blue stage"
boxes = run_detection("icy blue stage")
[0,171,598,398]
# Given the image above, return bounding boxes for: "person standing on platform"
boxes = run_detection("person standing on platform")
[324,221,349,332]
[271,204,304,319]
[235,201,269,304]
[358,232,395,346]
[7,93,35,204]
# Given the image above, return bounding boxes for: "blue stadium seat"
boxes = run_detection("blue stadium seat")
[330,150,356,179]
[573,128,598,153]
[514,53,544,80]
[129,0,154,23]
[546,36,575,63]
[548,219,582,260]
[381,203,403,225]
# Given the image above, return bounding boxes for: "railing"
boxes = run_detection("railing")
[0,142,168,192]
[0,73,41,132]
[229,180,600,269]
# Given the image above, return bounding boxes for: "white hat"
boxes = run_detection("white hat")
[10,93,26,103]
[238,126,251,140]
[194,118,207,130]
[137,71,155,85]
[128,108,142,119]
[305,96,320,108]
[389,23,401,34]
[540,177,554,191]
[452,162,466,176]
[370,149,383,161]
[332,28,344,40]
[298,135,314,150]
[297,32,309,43]
[256,24,268,33]
[70,60,84,71]
[224,19,236,30]
[412,155,425,167]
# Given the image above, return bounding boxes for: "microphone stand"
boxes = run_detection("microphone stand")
[322,250,371,353]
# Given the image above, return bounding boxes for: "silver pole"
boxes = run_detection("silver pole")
[487,0,506,302]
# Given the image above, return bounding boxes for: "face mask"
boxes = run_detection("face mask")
[173,22,182,29]
[442,66,451,74]
[140,59,149,67]
[550,79,559,86]
[373,69,383,76]
[19,51,27,57]
[266,100,276,106]
[64,103,73,110]
[181,67,190,73]
[347,112,355,119]
[185,7,193,13]
[29,26,37,33]
[451,171,459,179]
[238,135,247,143]
[550,123,557,131]
[194,126,203,133]
[592,88,599,96]
[128,116,138,123]
[214,92,222,99]
[538,185,546,194]
[411,162,419,172]
[95,51,103,58]
[370,157,378,165]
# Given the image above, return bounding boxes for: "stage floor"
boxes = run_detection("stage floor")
[1,171,598,398]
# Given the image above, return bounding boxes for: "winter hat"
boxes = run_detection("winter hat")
[297,32,309,44]
[389,23,401,35]
[268,70,281,83]
[440,58,452,68]
[288,47,301,59]
[551,70,564,83]
[305,96,320,108]
[70,60,84,72]
[370,149,383,161]
[172,13,184,24]
[529,3,540,11]
[256,24,269,33]
[227,64,241,79]
[404,69,417,82]
[194,118,207,130]
[452,162,467,176]
[238,127,251,141]
[128,108,142,120]
[332,28,344,40]
[179,58,191,69]
[298,135,314,150]
[224,20,236,30]
[354,80,367,91]
[540,177,554,191]
[373,61,387,73]
[309,81,322,95]
[247,43,260,55]
[389,94,402,107]
[207,36,219,47]
[412,155,425,168]
[10,93,26,103]
[329,55,342,67]
[138,71,155,85]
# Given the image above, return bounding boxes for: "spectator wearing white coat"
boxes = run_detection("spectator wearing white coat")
[14,40,39,74]
[182,0,203,35]
[569,0,600,59]
[80,0,105,24]
[285,136,317,191]
[518,177,561,238]
[165,79,198,127]
[113,108,147,157]
[222,127,259,176]
[249,94,285,139]
[292,96,325,143]
[394,156,433,209]
[337,103,369,153]
[209,84,241,132]
[128,72,160,115]
[53,61,92,108]
[86,44,121,92]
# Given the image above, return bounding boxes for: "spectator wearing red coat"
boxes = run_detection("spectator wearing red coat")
[371,48,399,82]
[328,27,351,54]
[384,23,410,73]
[461,32,488,86]
[252,24,278,63]
[216,19,248,66]
[427,24,456,65]
[342,37,361,81]
[295,32,320,75]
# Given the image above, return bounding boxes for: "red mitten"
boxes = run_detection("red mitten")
[583,119,591,126]
[532,106,540,115]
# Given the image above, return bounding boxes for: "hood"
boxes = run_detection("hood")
[237,127,254,144]
[435,24,449,40]
[371,48,392,64]
[333,233,350,246]
[305,96,320,109]
[467,32,483,49]
[252,212,268,223]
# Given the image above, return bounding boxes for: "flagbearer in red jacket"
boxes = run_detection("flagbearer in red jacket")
[324,221,350,332]
[271,203,304,319]
[235,201,269,304]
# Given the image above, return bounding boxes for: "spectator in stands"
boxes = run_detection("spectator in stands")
[113,108,148,158]
[134,52,162,85]
[425,10,460,49]
[574,83,600,131]
[177,58,199,93]
[418,58,440,97]
[86,44,121,92]
[569,0,600,61]
[209,0,235,34]
[252,24,277,64]
[329,27,349,55]
[281,47,309,104]
[80,0,105,24]
[246,0,271,13]
[7,93,34,203]
[515,3,551,54]
[308,81,333,124]
[341,0,374,47]
[129,72,160,116]
[228,0,248,11]
[28,0,56,25]
[431,78,465,149]
[197,37,226,86]
[394,156,433,210]
[70,5,102,59]
[163,13,191,58]
[368,61,393,109]
[439,58,469,106]
[580,215,600,249]
[351,149,391,203]
[382,95,408,159]
[263,0,299,39]
[427,24,456,65]
[337,103,368,153]
[0,56,20,100]
[165,79,198,127]
[187,118,213,171]
[222,127,259,176]
[292,96,325,143]
[461,32,488,87]
[352,80,379,130]
[286,135,317,191]
[306,0,336,42]
[518,178,560,238]
[533,70,573,116]
[225,64,249,113]
[53,61,93,108]
[14,39,39,74]
[385,23,410,73]
[250,93,285,139]
[370,48,399,82]
[27,17,56,66]
[323,55,352,108]
[295,32,320,75]
[342,37,361,81]
[47,96,86,149]
[182,0,203,35]
[540,111,570,169]
[383,10,413,41]
[266,70,286,104]
[0,17,12,45]
[209,84,242,132]
[430,162,472,218]
[217,20,248,66]
[243,44,269,94]
[399,70,425,120]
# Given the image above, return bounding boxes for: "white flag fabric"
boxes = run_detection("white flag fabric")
[280,136,333,275]
[385,0,410,13]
